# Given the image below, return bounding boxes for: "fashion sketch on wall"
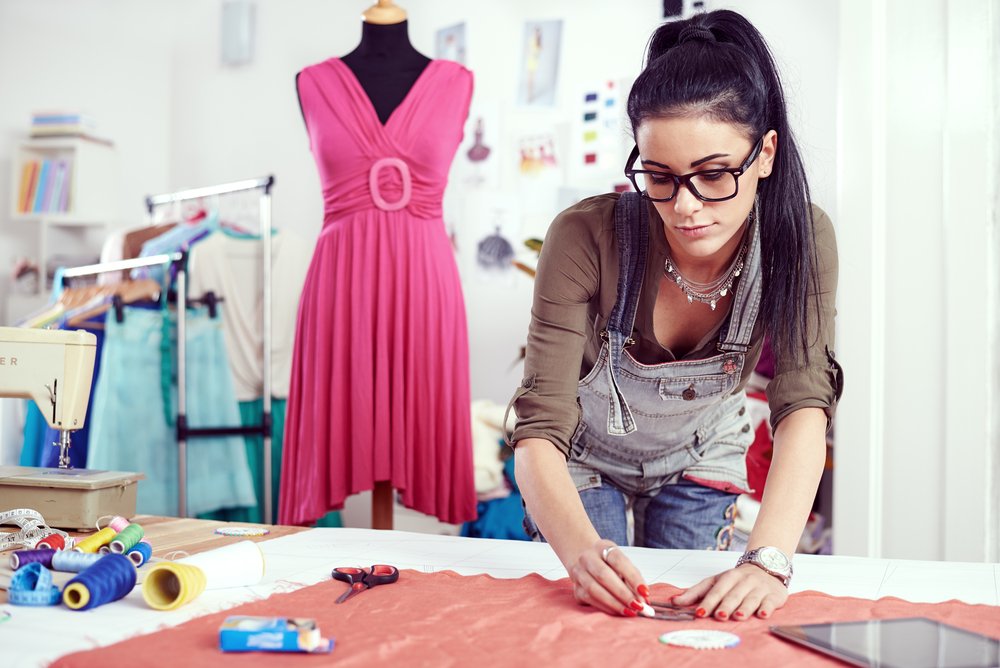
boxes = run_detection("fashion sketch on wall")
[435,22,466,64]
[517,20,562,107]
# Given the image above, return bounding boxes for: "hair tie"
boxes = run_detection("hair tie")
[678,25,716,45]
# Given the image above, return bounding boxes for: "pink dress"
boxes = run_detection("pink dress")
[281,58,477,525]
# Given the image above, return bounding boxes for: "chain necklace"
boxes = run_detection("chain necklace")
[663,208,756,311]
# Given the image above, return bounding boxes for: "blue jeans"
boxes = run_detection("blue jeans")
[525,481,746,551]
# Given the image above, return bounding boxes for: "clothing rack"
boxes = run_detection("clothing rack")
[145,176,275,521]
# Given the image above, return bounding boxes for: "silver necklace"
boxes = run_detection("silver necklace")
[663,209,756,311]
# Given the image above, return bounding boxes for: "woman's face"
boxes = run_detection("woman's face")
[634,115,776,262]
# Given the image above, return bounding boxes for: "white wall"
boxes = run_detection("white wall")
[0,1,173,247]
[835,0,997,562]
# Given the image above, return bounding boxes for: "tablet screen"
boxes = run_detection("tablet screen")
[771,617,1000,668]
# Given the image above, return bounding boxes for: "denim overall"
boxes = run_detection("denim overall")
[526,192,762,550]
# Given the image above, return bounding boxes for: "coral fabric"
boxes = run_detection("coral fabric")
[53,570,1000,667]
[280,58,477,525]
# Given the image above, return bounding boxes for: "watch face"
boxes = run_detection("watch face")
[759,547,789,572]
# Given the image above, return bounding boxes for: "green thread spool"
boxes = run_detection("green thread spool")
[109,524,144,554]
[73,527,117,554]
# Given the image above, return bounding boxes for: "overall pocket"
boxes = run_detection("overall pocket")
[683,404,755,495]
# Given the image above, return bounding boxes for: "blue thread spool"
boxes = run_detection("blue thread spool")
[10,548,56,570]
[52,550,103,573]
[126,541,153,568]
[62,554,136,610]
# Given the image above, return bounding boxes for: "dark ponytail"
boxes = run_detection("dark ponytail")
[627,10,819,364]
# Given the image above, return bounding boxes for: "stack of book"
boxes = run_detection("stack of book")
[29,112,110,144]
[16,158,73,214]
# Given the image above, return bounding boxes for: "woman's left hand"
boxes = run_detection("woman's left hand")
[671,564,788,621]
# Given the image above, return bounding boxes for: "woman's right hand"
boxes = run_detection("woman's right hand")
[566,539,651,617]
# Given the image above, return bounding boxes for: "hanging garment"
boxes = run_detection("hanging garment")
[281,58,477,525]
[132,213,218,284]
[198,399,342,527]
[187,230,311,401]
[88,305,256,516]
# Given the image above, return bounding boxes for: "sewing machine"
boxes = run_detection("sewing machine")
[0,326,96,467]
[0,326,142,529]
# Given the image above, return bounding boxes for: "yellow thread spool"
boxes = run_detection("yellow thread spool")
[62,582,91,610]
[141,562,206,610]
[72,527,117,554]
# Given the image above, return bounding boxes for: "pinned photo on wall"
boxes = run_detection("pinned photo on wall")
[518,133,559,177]
[567,79,630,185]
[458,105,500,189]
[435,22,467,64]
[465,191,522,286]
[517,20,563,107]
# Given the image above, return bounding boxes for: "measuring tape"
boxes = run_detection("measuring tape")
[0,509,72,551]
[8,562,61,606]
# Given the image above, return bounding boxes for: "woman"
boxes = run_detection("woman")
[507,10,842,621]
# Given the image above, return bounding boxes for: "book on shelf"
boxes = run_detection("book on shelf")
[16,157,73,215]
[28,111,112,145]
[32,160,50,212]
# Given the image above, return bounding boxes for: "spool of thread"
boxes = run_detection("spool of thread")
[177,540,264,590]
[52,550,103,573]
[10,549,56,570]
[109,524,144,554]
[126,541,153,568]
[36,534,65,550]
[142,562,206,610]
[63,554,137,611]
[98,546,111,555]
[107,516,131,533]
[73,527,117,554]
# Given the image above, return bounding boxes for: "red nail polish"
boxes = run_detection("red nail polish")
[758,610,769,618]
[716,611,728,620]
[629,600,643,611]
[622,607,637,617]
[734,611,745,619]
[638,584,650,599]
[695,608,707,618]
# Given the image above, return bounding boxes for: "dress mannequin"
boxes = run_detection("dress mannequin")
[293,2,434,531]
[296,2,430,127]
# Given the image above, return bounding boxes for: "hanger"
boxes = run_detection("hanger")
[63,278,163,329]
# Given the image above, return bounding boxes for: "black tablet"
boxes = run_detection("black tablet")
[770,617,1000,668]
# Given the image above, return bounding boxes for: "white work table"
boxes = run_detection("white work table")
[7,526,1000,667]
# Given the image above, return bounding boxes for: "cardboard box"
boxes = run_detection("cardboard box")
[0,466,142,530]
[219,616,333,654]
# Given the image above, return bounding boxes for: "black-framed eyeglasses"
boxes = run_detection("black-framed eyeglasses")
[624,135,765,203]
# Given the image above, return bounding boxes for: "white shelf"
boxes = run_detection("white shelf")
[7,136,118,297]
[10,136,117,221]
[9,214,109,226]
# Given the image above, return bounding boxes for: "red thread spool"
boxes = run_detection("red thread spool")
[36,534,65,550]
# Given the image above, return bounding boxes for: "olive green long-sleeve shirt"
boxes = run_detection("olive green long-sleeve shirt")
[511,193,842,458]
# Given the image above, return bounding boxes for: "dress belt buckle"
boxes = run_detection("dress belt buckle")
[369,157,412,211]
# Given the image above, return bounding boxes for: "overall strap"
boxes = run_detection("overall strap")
[603,192,649,435]
[717,215,763,353]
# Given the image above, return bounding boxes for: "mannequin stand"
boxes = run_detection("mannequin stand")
[372,480,394,530]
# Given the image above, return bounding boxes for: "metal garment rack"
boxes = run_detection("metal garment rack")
[146,176,275,521]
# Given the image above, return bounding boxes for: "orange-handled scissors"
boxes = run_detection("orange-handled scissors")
[331,564,399,604]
